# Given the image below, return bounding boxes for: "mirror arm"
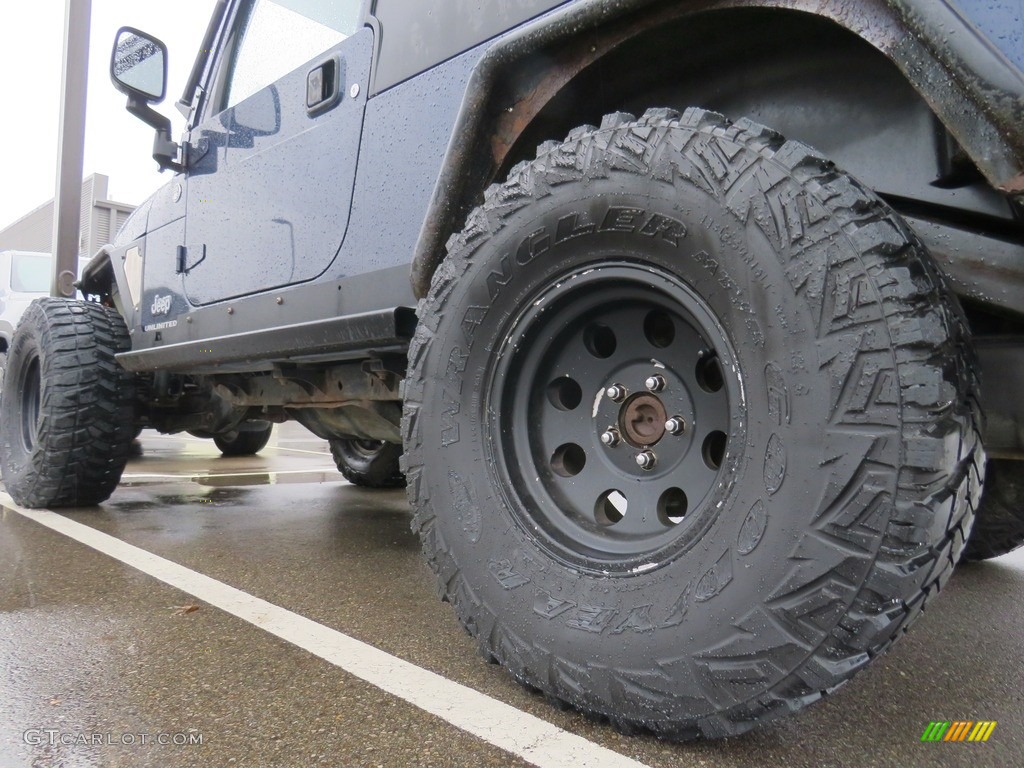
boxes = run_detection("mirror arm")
[125,96,184,173]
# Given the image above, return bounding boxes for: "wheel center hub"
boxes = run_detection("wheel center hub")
[620,393,667,447]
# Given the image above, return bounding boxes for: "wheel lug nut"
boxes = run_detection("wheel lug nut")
[645,375,666,392]
[665,417,686,435]
[605,384,628,402]
[600,428,621,447]
[635,450,657,470]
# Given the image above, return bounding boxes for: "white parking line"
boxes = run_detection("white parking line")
[1,493,652,768]
[121,468,340,480]
[267,445,333,457]
[142,432,331,456]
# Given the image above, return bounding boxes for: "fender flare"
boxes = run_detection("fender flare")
[79,244,140,330]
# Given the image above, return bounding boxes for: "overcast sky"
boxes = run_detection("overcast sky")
[0,1,217,229]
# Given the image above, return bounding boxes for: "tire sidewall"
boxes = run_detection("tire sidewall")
[416,144,904,715]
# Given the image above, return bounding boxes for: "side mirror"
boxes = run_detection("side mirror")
[111,27,167,103]
[110,27,181,173]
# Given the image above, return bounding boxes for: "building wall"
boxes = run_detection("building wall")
[0,174,135,259]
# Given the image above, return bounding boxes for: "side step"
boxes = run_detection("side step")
[116,307,417,372]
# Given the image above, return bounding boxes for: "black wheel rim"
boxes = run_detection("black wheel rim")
[19,356,41,452]
[488,264,739,571]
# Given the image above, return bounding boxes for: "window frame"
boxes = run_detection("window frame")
[200,0,254,123]
[193,0,366,126]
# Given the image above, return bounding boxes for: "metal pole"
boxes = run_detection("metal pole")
[51,0,92,298]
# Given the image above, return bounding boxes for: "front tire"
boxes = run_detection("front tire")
[0,299,136,507]
[403,109,982,738]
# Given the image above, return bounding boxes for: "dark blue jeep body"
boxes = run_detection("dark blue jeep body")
[85,0,1023,381]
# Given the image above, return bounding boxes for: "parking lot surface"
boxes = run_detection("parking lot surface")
[1,424,1022,767]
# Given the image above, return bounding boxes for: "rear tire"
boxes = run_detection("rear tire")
[403,108,983,738]
[214,421,273,456]
[0,298,136,507]
[329,439,404,488]
[962,459,1024,561]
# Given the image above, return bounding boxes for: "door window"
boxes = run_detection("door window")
[222,0,360,110]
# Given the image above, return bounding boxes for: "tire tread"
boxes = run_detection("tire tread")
[402,108,983,738]
[1,298,135,507]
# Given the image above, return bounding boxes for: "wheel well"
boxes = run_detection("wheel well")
[449,6,1023,324]
[498,8,1006,220]
[411,2,1024,301]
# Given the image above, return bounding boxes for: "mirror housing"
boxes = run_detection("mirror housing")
[110,27,182,173]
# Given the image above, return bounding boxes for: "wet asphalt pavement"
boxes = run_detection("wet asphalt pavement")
[1,423,1022,767]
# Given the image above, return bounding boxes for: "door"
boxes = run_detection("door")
[182,0,369,305]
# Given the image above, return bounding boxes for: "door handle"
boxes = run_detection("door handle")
[306,55,344,116]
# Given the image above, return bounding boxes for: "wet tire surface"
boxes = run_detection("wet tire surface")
[330,439,405,488]
[0,298,135,508]
[403,108,984,739]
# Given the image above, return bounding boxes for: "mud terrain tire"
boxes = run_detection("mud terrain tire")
[330,439,404,488]
[214,421,273,456]
[402,109,983,738]
[0,298,136,507]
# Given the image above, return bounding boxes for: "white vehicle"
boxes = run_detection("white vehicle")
[0,251,52,366]
[0,251,89,378]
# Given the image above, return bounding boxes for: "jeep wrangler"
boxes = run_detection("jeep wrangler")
[2,0,1022,739]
